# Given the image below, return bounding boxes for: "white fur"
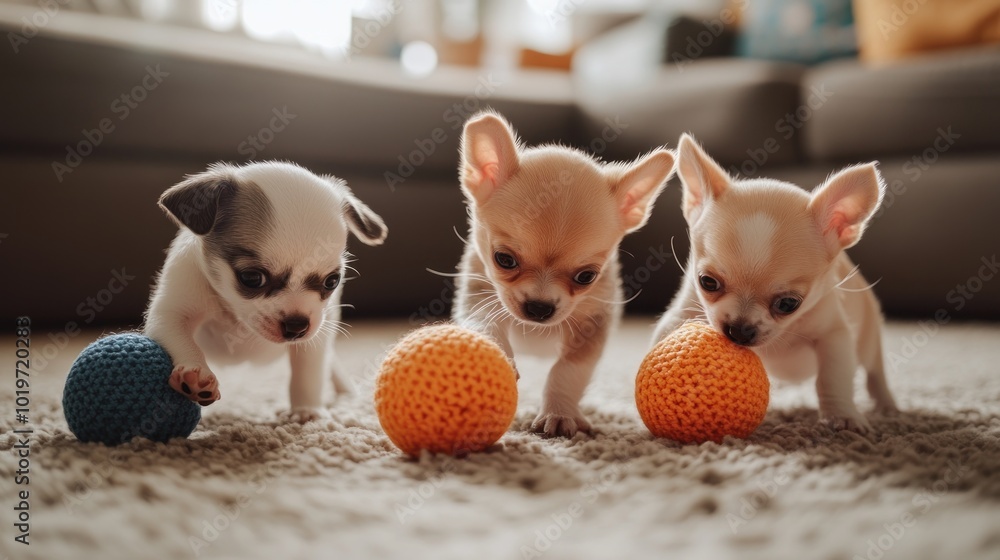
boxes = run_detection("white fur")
[736,212,777,271]
[144,161,385,421]
[654,134,897,434]
[454,111,676,438]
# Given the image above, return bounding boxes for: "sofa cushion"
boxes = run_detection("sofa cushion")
[802,45,1000,161]
[0,9,577,176]
[575,57,807,172]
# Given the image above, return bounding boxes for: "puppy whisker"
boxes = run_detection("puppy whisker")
[836,278,882,293]
[319,320,351,339]
[468,295,501,318]
[669,236,686,274]
[483,304,510,326]
[561,317,577,339]
[426,268,489,281]
[586,290,642,306]
[833,264,862,290]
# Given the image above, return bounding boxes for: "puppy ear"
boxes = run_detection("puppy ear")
[676,133,730,224]
[343,197,387,249]
[612,149,676,233]
[808,162,884,253]
[322,175,388,246]
[460,112,520,206]
[343,194,388,246]
[158,166,236,235]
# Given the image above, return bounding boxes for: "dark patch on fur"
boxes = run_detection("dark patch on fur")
[203,179,274,266]
[231,265,291,299]
[159,175,236,235]
[303,271,338,300]
[224,246,261,262]
[160,166,274,269]
[344,197,386,244]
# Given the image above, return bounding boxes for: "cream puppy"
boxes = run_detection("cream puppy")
[144,161,387,421]
[453,112,676,437]
[653,134,897,433]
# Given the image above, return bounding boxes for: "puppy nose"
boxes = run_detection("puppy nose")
[523,300,556,322]
[724,322,757,346]
[281,316,310,340]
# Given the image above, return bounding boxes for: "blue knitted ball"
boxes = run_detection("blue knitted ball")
[63,333,201,446]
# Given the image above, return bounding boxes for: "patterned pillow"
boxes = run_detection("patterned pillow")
[736,0,857,64]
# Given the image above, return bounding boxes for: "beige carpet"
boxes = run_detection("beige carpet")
[1,319,999,560]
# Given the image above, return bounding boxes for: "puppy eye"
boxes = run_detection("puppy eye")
[573,269,598,285]
[238,269,267,289]
[699,275,721,292]
[773,296,802,315]
[494,251,518,270]
[324,272,341,291]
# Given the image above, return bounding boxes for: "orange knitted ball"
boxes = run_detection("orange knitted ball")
[374,324,518,456]
[635,322,769,444]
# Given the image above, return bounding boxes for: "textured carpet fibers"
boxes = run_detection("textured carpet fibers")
[1,319,998,560]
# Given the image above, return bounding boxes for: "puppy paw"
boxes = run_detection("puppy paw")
[822,412,872,434]
[287,406,331,424]
[169,365,220,406]
[531,410,592,438]
[329,369,355,398]
[873,401,900,416]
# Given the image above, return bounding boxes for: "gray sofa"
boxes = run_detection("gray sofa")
[2,8,998,327]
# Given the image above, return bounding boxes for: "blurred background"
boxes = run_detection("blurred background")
[1,0,998,329]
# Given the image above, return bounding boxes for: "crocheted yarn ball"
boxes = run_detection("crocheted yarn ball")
[636,322,769,444]
[63,333,201,446]
[375,324,518,456]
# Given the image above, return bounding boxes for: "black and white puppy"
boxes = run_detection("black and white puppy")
[144,161,387,421]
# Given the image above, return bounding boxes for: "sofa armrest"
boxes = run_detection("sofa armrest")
[664,15,738,65]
